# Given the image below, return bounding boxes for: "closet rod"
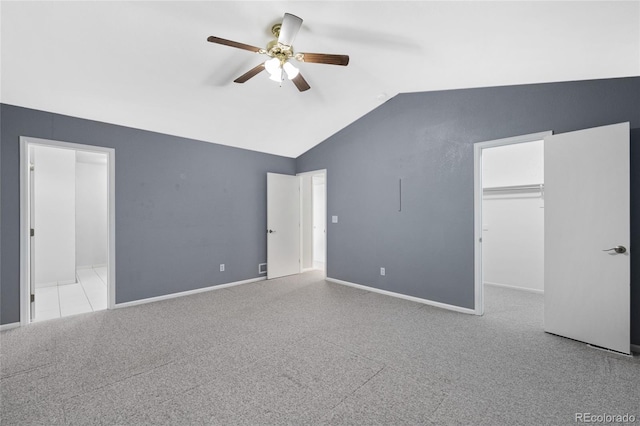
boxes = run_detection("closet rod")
[483,183,544,193]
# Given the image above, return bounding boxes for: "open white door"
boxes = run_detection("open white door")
[267,173,300,279]
[544,122,630,354]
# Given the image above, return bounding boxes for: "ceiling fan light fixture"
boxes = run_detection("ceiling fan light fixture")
[264,57,281,75]
[283,62,299,80]
[269,70,283,83]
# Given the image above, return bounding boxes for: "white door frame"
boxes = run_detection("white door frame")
[19,136,116,326]
[297,169,327,277]
[473,131,551,316]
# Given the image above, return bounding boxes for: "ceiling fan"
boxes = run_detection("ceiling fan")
[207,13,349,92]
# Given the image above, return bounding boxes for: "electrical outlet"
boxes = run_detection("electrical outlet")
[220,264,225,272]
[380,267,385,276]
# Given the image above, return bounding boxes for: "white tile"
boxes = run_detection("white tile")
[58,283,87,303]
[87,294,107,311]
[32,269,109,320]
[35,287,59,312]
[59,283,92,317]
[76,268,97,283]
[61,304,93,317]
[85,287,106,304]
[33,308,61,322]
[94,267,108,284]
[79,274,106,293]
[78,269,108,312]
[81,283,107,312]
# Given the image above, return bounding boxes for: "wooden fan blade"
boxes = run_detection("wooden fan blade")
[296,53,349,66]
[291,73,310,92]
[234,63,266,83]
[278,13,303,46]
[207,36,262,53]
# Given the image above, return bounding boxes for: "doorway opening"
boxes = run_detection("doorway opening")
[266,170,327,280]
[20,137,116,325]
[474,124,631,354]
[473,131,550,316]
[299,170,327,277]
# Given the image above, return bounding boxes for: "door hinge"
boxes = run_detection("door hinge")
[30,228,35,237]
[30,294,35,303]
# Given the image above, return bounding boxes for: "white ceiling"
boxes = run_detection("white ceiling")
[1,1,638,158]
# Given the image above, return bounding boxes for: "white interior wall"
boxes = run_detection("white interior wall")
[76,152,108,268]
[312,177,326,267]
[301,175,313,270]
[33,145,77,287]
[482,140,544,292]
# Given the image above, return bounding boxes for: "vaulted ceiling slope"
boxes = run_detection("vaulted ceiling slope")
[1,1,638,158]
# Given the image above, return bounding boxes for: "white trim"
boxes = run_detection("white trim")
[473,131,552,317]
[20,139,29,326]
[301,268,315,273]
[36,281,58,288]
[326,277,476,315]
[631,344,640,355]
[484,281,544,295]
[77,263,108,270]
[0,322,21,332]
[114,277,266,309]
[20,137,116,326]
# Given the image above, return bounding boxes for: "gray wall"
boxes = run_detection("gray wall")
[1,104,295,324]
[296,77,640,344]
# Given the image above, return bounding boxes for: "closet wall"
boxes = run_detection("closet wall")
[33,145,76,287]
[75,152,108,268]
[482,140,544,292]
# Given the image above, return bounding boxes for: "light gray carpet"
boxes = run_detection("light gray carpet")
[1,272,639,425]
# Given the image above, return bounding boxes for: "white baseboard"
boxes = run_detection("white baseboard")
[631,344,640,355]
[325,277,476,315]
[114,276,266,309]
[301,268,315,273]
[78,264,108,270]
[0,322,21,332]
[484,281,544,295]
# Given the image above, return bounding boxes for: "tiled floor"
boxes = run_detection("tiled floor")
[33,267,107,322]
